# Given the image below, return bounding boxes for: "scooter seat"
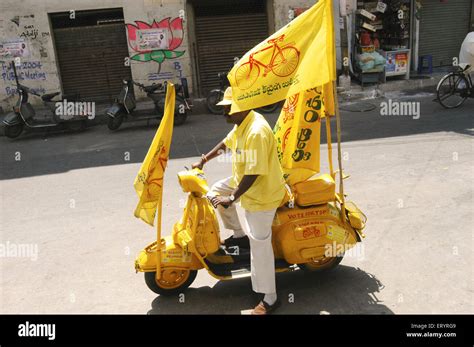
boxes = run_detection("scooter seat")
[41,92,60,101]
[293,174,336,207]
[41,92,61,101]
[143,84,161,93]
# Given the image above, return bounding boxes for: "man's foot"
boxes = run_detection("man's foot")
[251,299,281,315]
[221,235,250,249]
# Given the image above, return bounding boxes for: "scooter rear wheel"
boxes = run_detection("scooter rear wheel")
[299,254,344,272]
[4,123,24,138]
[144,269,197,296]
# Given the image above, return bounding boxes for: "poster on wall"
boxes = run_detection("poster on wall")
[385,51,408,75]
[137,29,168,51]
[0,39,29,58]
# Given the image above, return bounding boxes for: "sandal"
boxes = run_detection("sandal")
[251,299,281,315]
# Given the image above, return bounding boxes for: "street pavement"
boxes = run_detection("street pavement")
[0,93,473,314]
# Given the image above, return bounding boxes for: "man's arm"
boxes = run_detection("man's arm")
[192,140,227,169]
[210,175,258,208]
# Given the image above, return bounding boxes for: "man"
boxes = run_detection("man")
[192,87,286,315]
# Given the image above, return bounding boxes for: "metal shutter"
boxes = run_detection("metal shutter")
[53,23,132,102]
[194,3,269,96]
[419,0,471,67]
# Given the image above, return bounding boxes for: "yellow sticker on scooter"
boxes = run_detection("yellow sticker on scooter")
[294,222,326,241]
[162,249,192,263]
[326,225,347,244]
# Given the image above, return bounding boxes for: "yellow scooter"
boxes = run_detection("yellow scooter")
[135,162,366,296]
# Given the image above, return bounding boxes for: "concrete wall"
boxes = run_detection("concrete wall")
[0,0,190,110]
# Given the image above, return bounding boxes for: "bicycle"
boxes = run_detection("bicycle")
[234,34,300,90]
[436,64,473,109]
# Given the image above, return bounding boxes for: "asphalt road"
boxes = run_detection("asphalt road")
[0,94,472,314]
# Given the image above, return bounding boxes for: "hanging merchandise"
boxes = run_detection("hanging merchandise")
[352,0,412,84]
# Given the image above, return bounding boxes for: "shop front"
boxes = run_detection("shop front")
[350,0,413,86]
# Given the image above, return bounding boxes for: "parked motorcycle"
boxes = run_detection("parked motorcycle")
[3,62,88,139]
[206,72,282,114]
[106,78,191,130]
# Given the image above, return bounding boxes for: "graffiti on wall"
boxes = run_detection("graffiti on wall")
[1,61,47,96]
[126,17,185,73]
[148,61,183,81]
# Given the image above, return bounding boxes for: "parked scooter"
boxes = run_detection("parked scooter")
[3,62,88,139]
[106,78,191,130]
[135,168,367,295]
[206,72,282,114]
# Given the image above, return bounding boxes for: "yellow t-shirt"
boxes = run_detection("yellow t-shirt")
[223,111,286,212]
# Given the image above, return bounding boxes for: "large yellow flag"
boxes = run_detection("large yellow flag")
[134,83,175,226]
[274,83,335,185]
[228,0,335,113]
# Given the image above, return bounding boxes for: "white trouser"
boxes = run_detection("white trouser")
[209,177,277,294]
[208,177,245,237]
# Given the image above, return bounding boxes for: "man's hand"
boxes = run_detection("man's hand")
[210,195,232,208]
[191,158,204,170]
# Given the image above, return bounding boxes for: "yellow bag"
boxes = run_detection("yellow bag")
[293,174,336,206]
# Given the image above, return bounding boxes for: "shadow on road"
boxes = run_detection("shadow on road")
[1,96,472,180]
[147,265,393,314]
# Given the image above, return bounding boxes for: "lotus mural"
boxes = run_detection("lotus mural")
[126,17,185,72]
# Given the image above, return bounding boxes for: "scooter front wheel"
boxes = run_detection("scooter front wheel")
[4,123,24,138]
[107,114,124,131]
[299,253,344,272]
[144,269,197,296]
[206,89,224,114]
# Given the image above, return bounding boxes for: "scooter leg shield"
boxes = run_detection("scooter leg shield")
[3,112,22,125]
[106,103,124,117]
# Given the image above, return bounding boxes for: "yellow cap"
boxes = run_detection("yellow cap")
[216,87,233,106]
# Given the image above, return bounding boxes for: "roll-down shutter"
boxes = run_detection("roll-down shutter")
[419,0,471,67]
[53,23,132,102]
[194,1,269,96]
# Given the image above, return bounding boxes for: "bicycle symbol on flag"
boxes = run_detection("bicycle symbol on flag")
[235,34,300,90]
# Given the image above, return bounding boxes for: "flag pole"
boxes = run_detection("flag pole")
[155,198,162,280]
[325,110,334,177]
[332,80,346,220]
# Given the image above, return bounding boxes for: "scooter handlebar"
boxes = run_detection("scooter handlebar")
[132,81,145,89]
[17,84,39,96]
[206,194,229,209]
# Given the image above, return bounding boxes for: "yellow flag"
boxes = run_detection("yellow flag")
[228,0,335,113]
[274,83,334,185]
[133,82,175,226]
